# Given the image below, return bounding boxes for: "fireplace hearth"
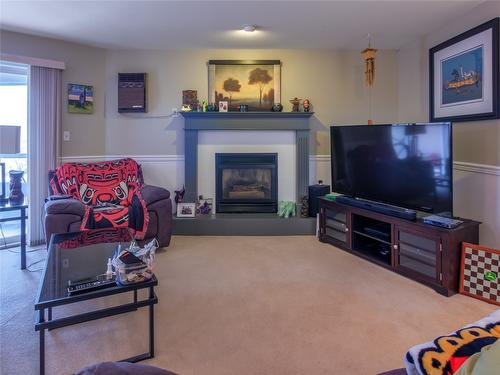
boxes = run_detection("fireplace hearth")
[216,153,277,213]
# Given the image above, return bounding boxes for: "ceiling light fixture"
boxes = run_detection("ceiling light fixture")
[243,25,256,33]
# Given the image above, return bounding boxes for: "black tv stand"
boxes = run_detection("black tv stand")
[335,195,417,221]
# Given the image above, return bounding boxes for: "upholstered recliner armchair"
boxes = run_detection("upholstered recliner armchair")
[44,158,172,247]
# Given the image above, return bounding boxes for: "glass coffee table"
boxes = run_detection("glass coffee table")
[34,230,158,375]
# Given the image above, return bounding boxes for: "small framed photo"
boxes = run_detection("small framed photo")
[197,198,213,215]
[177,203,196,218]
[219,100,228,112]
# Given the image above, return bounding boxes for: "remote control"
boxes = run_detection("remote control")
[423,214,463,229]
[67,278,116,295]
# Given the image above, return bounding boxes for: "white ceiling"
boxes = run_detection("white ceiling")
[0,0,487,50]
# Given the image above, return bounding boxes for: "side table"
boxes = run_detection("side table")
[0,199,28,269]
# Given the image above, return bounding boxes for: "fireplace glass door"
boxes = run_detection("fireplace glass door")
[216,153,277,213]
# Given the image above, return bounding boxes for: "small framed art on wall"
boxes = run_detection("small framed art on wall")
[429,18,499,122]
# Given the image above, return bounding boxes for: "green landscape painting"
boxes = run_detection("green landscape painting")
[214,64,275,111]
[68,84,94,114]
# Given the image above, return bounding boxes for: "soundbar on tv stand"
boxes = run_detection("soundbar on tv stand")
[335,195,417,221]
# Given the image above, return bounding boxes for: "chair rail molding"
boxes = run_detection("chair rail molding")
[59,155,184,163]
[58,154,499,247]
[310,156,500,176]
[59,155,500,176]
[453,161,500,176]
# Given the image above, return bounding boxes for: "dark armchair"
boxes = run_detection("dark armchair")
[44,158,172,247]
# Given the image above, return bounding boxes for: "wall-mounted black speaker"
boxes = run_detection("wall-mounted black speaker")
[118,73,147,113]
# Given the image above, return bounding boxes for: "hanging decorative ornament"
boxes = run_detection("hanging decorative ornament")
[361,41,377,87]
[361,34,377,125]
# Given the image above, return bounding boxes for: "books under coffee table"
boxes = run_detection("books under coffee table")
[34,231,158,375]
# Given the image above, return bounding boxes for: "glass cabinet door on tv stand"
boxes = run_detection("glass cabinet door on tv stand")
[394,226,442,286]
[319,204,349,248]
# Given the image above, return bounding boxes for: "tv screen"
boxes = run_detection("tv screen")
[330,123,452,215]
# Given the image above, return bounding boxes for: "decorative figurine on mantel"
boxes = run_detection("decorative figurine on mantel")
[271,103,283,112]
[303,98,311,112]
[289,97,301,112]
[202,100,208,112]
[182,90,197,108]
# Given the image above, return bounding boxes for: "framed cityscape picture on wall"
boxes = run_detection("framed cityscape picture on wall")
[208,60,281,111]
[429,17,499,122]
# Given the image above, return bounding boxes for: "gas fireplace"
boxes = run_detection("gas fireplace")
[215,153,277,213]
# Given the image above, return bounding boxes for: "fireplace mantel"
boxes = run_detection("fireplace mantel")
[181,111,314,204]
[181,111,313,130]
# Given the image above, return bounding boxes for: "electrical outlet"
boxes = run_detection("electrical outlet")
[172,108,179,117]
[63,131,70,141]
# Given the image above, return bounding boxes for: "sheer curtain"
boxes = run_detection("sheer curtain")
[28,66,62,245]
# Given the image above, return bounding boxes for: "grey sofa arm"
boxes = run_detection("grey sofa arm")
[44,198,86,245]
[139,185,172,248]
[45,198,86,216]
[141,185,171,206]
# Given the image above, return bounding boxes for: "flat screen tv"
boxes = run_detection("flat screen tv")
[330,123,452,216]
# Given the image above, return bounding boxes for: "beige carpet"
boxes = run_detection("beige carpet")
[0,236,497,375]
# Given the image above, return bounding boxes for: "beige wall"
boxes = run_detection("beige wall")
[396,0,500,247]
[0,30,107,156]
[0,30,399,156]
[2,6,497,161]
[104,48,398,156]
[397,0,500,166]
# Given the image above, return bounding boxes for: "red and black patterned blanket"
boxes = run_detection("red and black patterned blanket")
[49,158,149,238]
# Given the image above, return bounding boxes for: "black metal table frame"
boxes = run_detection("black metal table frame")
[0,204,27,269]
[35,279,158,375]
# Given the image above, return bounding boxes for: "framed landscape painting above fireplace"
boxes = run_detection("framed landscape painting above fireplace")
[429,18,499,122]
[208,60,281,111]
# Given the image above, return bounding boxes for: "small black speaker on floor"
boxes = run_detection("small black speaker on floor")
[308,181,330,217]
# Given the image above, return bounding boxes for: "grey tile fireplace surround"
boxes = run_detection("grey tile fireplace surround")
[175,111,316,236]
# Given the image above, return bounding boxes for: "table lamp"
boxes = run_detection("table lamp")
[0,125,21,205]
